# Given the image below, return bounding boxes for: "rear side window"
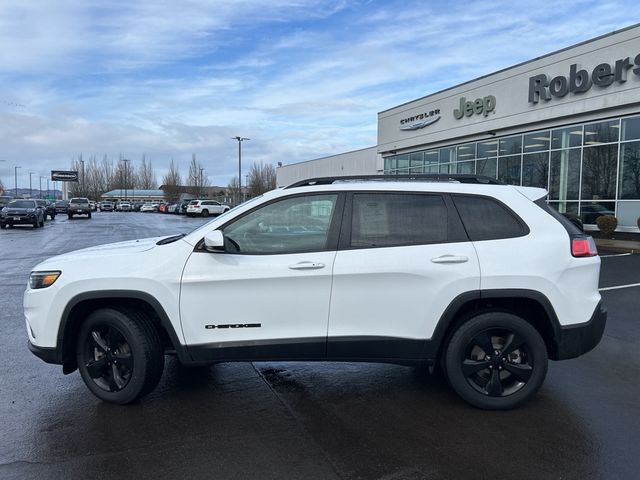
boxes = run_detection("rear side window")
[350,193,448,248]
[452,195,528,241]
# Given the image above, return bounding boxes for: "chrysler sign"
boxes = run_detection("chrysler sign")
[51,170,79,182]
[400,109,441,130]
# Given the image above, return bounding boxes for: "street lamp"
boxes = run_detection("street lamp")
[79,159,85,197]
[40,176,45,199]
[199,167,204,197]
[122,159,130,201]
[29,172,35,198]
[232,136,250,206]
[14,166,21,197]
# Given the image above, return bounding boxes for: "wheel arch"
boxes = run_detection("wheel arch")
[429,289,563,362]
[58,290,191,374]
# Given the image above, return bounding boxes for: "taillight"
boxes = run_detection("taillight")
[571,235,598,257]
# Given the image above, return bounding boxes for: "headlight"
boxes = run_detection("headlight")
[29,271,61,289]
[1,207,6,212]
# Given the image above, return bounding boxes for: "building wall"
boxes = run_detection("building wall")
[276,147,380,187]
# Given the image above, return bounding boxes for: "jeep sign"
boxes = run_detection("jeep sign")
[51,170,79,182]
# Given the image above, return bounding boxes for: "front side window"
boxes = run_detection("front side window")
[223,194,338,254]
[350,193,448,248]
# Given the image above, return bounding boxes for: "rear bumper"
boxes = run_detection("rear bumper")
[553,302,607,360]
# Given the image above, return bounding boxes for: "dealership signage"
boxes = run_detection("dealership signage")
[51,170,79,182]
[528,54,640,104]
[453,95,496,119]
[400,109,441,130]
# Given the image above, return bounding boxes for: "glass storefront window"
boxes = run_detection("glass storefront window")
[551,126,582,149]
[456,160,475,174]
[616,201,640,227]
[396,154,409,174]
[524,131,550,153]
[498,155,521,185]
[619,141,640,199]
[499,136,522,156]
[457,143,475,162]
[548,202,579,215]
[522,152,549,188]
[410,152,424,174]
[549,149,580,200]
[439,163,452,174]
[476,157,497,178]
[580,201,615,224]
[384,157,396,172]
[583,120,620,145]
[622,116,640,141]
[439,147,456,164]
[581,144,618,200]
[477,140,498,158]
[424,165,439,174]
[424,150,439,165]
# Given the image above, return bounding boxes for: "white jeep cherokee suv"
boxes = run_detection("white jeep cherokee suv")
[25,175,606,409]
[186,199,230,217]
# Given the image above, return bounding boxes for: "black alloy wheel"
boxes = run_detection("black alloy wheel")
[77,308,164,404]
[445,312,547,410]
[201,209,209,217]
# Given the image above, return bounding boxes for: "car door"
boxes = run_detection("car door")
[180,192,344,362]
[327,191,480,359]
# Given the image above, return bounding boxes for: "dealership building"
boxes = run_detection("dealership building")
[276,24,640,228]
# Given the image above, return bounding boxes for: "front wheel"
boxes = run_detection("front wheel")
[76,308,164,404]
[88,212,92,219]
[444,312,548,410]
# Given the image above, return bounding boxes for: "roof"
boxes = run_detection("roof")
[102,189,165,198]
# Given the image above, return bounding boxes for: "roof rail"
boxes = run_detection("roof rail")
[285,174,504,189]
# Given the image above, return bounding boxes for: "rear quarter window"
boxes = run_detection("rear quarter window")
[452,194,529,241]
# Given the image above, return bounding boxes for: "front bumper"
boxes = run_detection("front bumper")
[1,215,37,225]
[553,302,607,360]
[28,341,60,365]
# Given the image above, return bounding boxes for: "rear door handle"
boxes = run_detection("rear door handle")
[431,255,469,264]
[289,261,326,270]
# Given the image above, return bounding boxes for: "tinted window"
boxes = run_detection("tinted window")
[8,200,36,208]
[223,194,338,254]
[70,198,89,203]
[453,195,527,241]
[350,193,447,248]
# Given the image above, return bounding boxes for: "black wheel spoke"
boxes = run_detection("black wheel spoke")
[474,331,494,356]
[503,363,533,382]
[501,332,526,356]
[114,352,133,371]
[486,368,503,396]
[462,359,490,377]
[85,357,107,378]
[91,331,108,352]
[112,364,126,390]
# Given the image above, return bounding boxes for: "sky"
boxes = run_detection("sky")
[0,0,637,189]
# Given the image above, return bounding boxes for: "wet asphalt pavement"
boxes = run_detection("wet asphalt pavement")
[1,212,639,479]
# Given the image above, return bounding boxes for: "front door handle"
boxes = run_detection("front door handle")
[289,261,326,270]
[431,255,469,264]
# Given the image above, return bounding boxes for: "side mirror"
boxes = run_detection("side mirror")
[204,230,225,252]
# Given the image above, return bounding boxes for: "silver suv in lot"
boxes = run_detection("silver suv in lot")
[25,175,606,409]
[68,197,92,219]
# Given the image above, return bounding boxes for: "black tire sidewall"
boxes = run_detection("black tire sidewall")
[76,309,161,404]
[445,312,548,410]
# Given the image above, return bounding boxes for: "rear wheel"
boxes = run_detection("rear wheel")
[444,312,547,410]
[201,209,209,217]
[76,308,164,404]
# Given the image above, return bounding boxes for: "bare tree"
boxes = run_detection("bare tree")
[0,176,5,195]
[162,159,182,202]
[227,176,241,205]
[247,162,276,197]
[187,154,208,197]
[137,154,158,189]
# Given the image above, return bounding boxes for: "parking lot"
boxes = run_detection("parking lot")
[1,212,639,479]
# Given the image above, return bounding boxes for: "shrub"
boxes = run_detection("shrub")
[596,215,617,236]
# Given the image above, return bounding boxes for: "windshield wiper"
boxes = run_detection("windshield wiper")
[156,233,186,245]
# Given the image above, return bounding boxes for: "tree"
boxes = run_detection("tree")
[187,153,208,197]
[0,176,4,195]
[162,159,182,202]
[227,176,241,205]
[137,154,158,189]
[247,162,276,197]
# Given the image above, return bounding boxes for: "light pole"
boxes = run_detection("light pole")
[199,167,204,197]
[40,176,44,199]
[14,166,21,197]
[79,159,85,197]
[122,159,130,202]
[47,178,50,200]
[29,172,35,198]
[232,136,249,206]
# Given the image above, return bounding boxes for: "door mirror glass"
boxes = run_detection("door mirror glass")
[204,230,225,252]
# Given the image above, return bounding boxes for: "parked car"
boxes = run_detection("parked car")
[581,203,615,225]
[178,200,192,215]
[36,199,56,220]
[166,203,179,214]
[119,202,132,212]
[140,203,157,213]
[100,202,114,212]
[186,199,230,217]
[26,174,606,409]
[54,200,69,214]
[1,199,45,228]
[68,198,92,219]
[89,201,97,211]
[158,203,168,213]
[0,195,14,210]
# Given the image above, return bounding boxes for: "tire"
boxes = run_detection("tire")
[51,214,56,220]
[39,217,45,227]
[0,223,6,229]
[88,212,92,219]
[201,209,209,217]
[444,312,548,410]
[68,214,73,219]
[33,219,38,228]
[76,308,164,404]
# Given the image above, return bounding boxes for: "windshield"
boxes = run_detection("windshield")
[70,198,89,203]
[8,200,36,208]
